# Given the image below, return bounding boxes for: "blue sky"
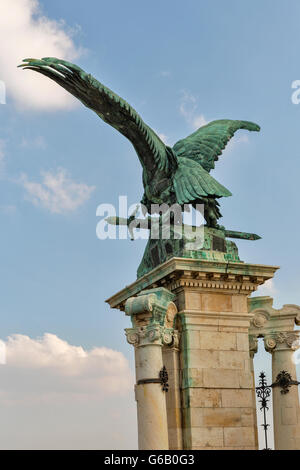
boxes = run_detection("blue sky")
[0,0,299,449]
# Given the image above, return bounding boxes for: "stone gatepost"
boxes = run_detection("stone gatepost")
[107,258,278,450]
[249,297,300,450]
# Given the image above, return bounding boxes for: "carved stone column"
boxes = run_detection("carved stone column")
[249,298,300,449]
[249,334,259,438]
[125,287,178,450]
[265,331,300,450]
[162,330,183,449]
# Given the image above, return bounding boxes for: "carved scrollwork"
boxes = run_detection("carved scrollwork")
[125,325,176,348]
[148,327,161,342]
[286,333,300,350]
[264,332,300,352]
[253,312,268,328]
[264,336,277,353]
[125,329,140,346]
[162,331,173,346]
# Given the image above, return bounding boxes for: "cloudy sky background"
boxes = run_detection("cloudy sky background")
[0,0,300,449]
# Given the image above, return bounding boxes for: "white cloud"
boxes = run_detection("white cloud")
[154,130,169,145]
[20,168,95,213]
[225,133,249,153]
[20,135,46,149]
[0,0,83,110]
[255,279,277,297]
[179,92,250,152]
[0,333,137,449]
[160,70,171,78]
[3,333,133,399]
[0,204,16,215]
[179,90,207,130]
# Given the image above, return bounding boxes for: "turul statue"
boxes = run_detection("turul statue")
[19,58,261,277]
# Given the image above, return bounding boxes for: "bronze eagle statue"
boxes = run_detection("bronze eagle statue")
[19,57,260,228]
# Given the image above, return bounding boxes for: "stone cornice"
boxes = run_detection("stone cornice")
[249,300,300,337]
[249,296,300,354]
[106,257,279,310]
[178,309,253,322]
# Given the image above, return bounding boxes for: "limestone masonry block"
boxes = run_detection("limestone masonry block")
[203,369,240,388]
[201,293,232,312]
[224,427,256,447]
[221,389,253,408]
[236,333,250,351]
[199,331,237,351]
[231,295,248,313]
[219,350,248,370]
[282,407,298,426]
[187,389,222,408]
[191,426,224,448]
[202,408,244,427]
[188,350,220,369]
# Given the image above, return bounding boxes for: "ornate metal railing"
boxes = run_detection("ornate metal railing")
[256,372,272,450]
[256,370,300,450]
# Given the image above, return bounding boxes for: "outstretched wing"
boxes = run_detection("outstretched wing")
[174,157,232,205]
[19,58,175,174]
[173,119,260,172]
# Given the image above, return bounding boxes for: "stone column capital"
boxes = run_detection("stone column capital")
[264,331,300,353]
[124,287,178,348]
[125,325,179,348]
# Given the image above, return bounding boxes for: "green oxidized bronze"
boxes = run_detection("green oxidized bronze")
[19,57,261,277]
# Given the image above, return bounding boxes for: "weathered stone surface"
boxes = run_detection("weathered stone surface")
[224,427,256,447]
[182,368,203,388]
[188,350,220,369]
[185,330,200,349]
[186,389,222,408]
[221,389,253,408]
[191,427,224,448]
[236,332,250,351]
[219,351,248,370]
[199,331,236,351]
[201,293,232,312]
[282,407,298,426]
[188,408,254,428]
[203,369,240,388]
[202,409,245,427]
[185,291,201,310]
[232,295,248,313]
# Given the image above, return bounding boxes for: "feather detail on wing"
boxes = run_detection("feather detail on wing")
[173,119,260,172]
[173,158,232,205]
[19,58,174,173]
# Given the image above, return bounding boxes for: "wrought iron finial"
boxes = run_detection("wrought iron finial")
[159,366,169,392]
[255,371,272,450]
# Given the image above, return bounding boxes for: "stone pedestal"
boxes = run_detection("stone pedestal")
[107,257,278,450]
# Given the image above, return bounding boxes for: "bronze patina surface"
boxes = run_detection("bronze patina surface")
[19,58,261,275]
